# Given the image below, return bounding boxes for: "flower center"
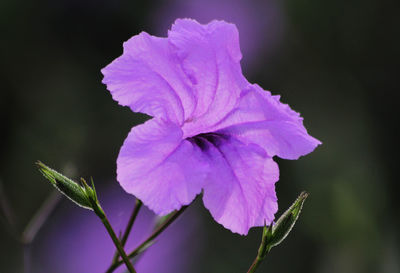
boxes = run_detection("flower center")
[187,132,228,151]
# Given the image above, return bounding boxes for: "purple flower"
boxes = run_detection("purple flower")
[102,19,321,235]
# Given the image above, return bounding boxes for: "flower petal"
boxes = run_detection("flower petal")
[214,84,321,159]
[101,32,197,125]
[199,135,279,235]
[169,19,249,137]
[117,118,208,215]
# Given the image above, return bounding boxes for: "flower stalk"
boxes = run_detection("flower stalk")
[36,162,137,273]
[246,225,272,273]
[98,211,137,273]
[111,199,142,264]
[105,205,188,273]
[81,178,137,273]
[246,191,309,273]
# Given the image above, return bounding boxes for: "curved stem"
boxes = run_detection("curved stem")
[100,212,137,273]
[111,200,142,263]
[246,256,264,273]
[246,225,271,273]
[90,200,136,273]
[105,206,188,273]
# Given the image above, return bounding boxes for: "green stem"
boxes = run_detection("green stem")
[246,225,271,273]
[111,200,142,263]
[105,206,188,273]
[246,256,265,273]
[95,206,137,273]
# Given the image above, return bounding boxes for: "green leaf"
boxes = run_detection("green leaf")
[267,191,308,250]
[36,161,92,210]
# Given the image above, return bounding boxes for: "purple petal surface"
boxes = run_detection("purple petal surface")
[214,84,322,159]
[199,135,279,235]
[101,32,196,125]
[170,19,249,137]
[117,118,208,215]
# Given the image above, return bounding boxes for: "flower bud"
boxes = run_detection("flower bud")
[36,161,92,210]
[266,191,309,252]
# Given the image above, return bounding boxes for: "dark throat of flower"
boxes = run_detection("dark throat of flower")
[187,132,229,151]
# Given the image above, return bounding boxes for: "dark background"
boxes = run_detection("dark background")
[1,0,399,272]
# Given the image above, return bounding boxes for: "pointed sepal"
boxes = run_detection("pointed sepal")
[80,177,105,218]
[36,161,92,210]
[267,191,308,252]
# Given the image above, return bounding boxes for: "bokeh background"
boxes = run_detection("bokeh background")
[1,0,399,272]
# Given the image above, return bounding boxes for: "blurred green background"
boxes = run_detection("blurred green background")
[1,0,399,272]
